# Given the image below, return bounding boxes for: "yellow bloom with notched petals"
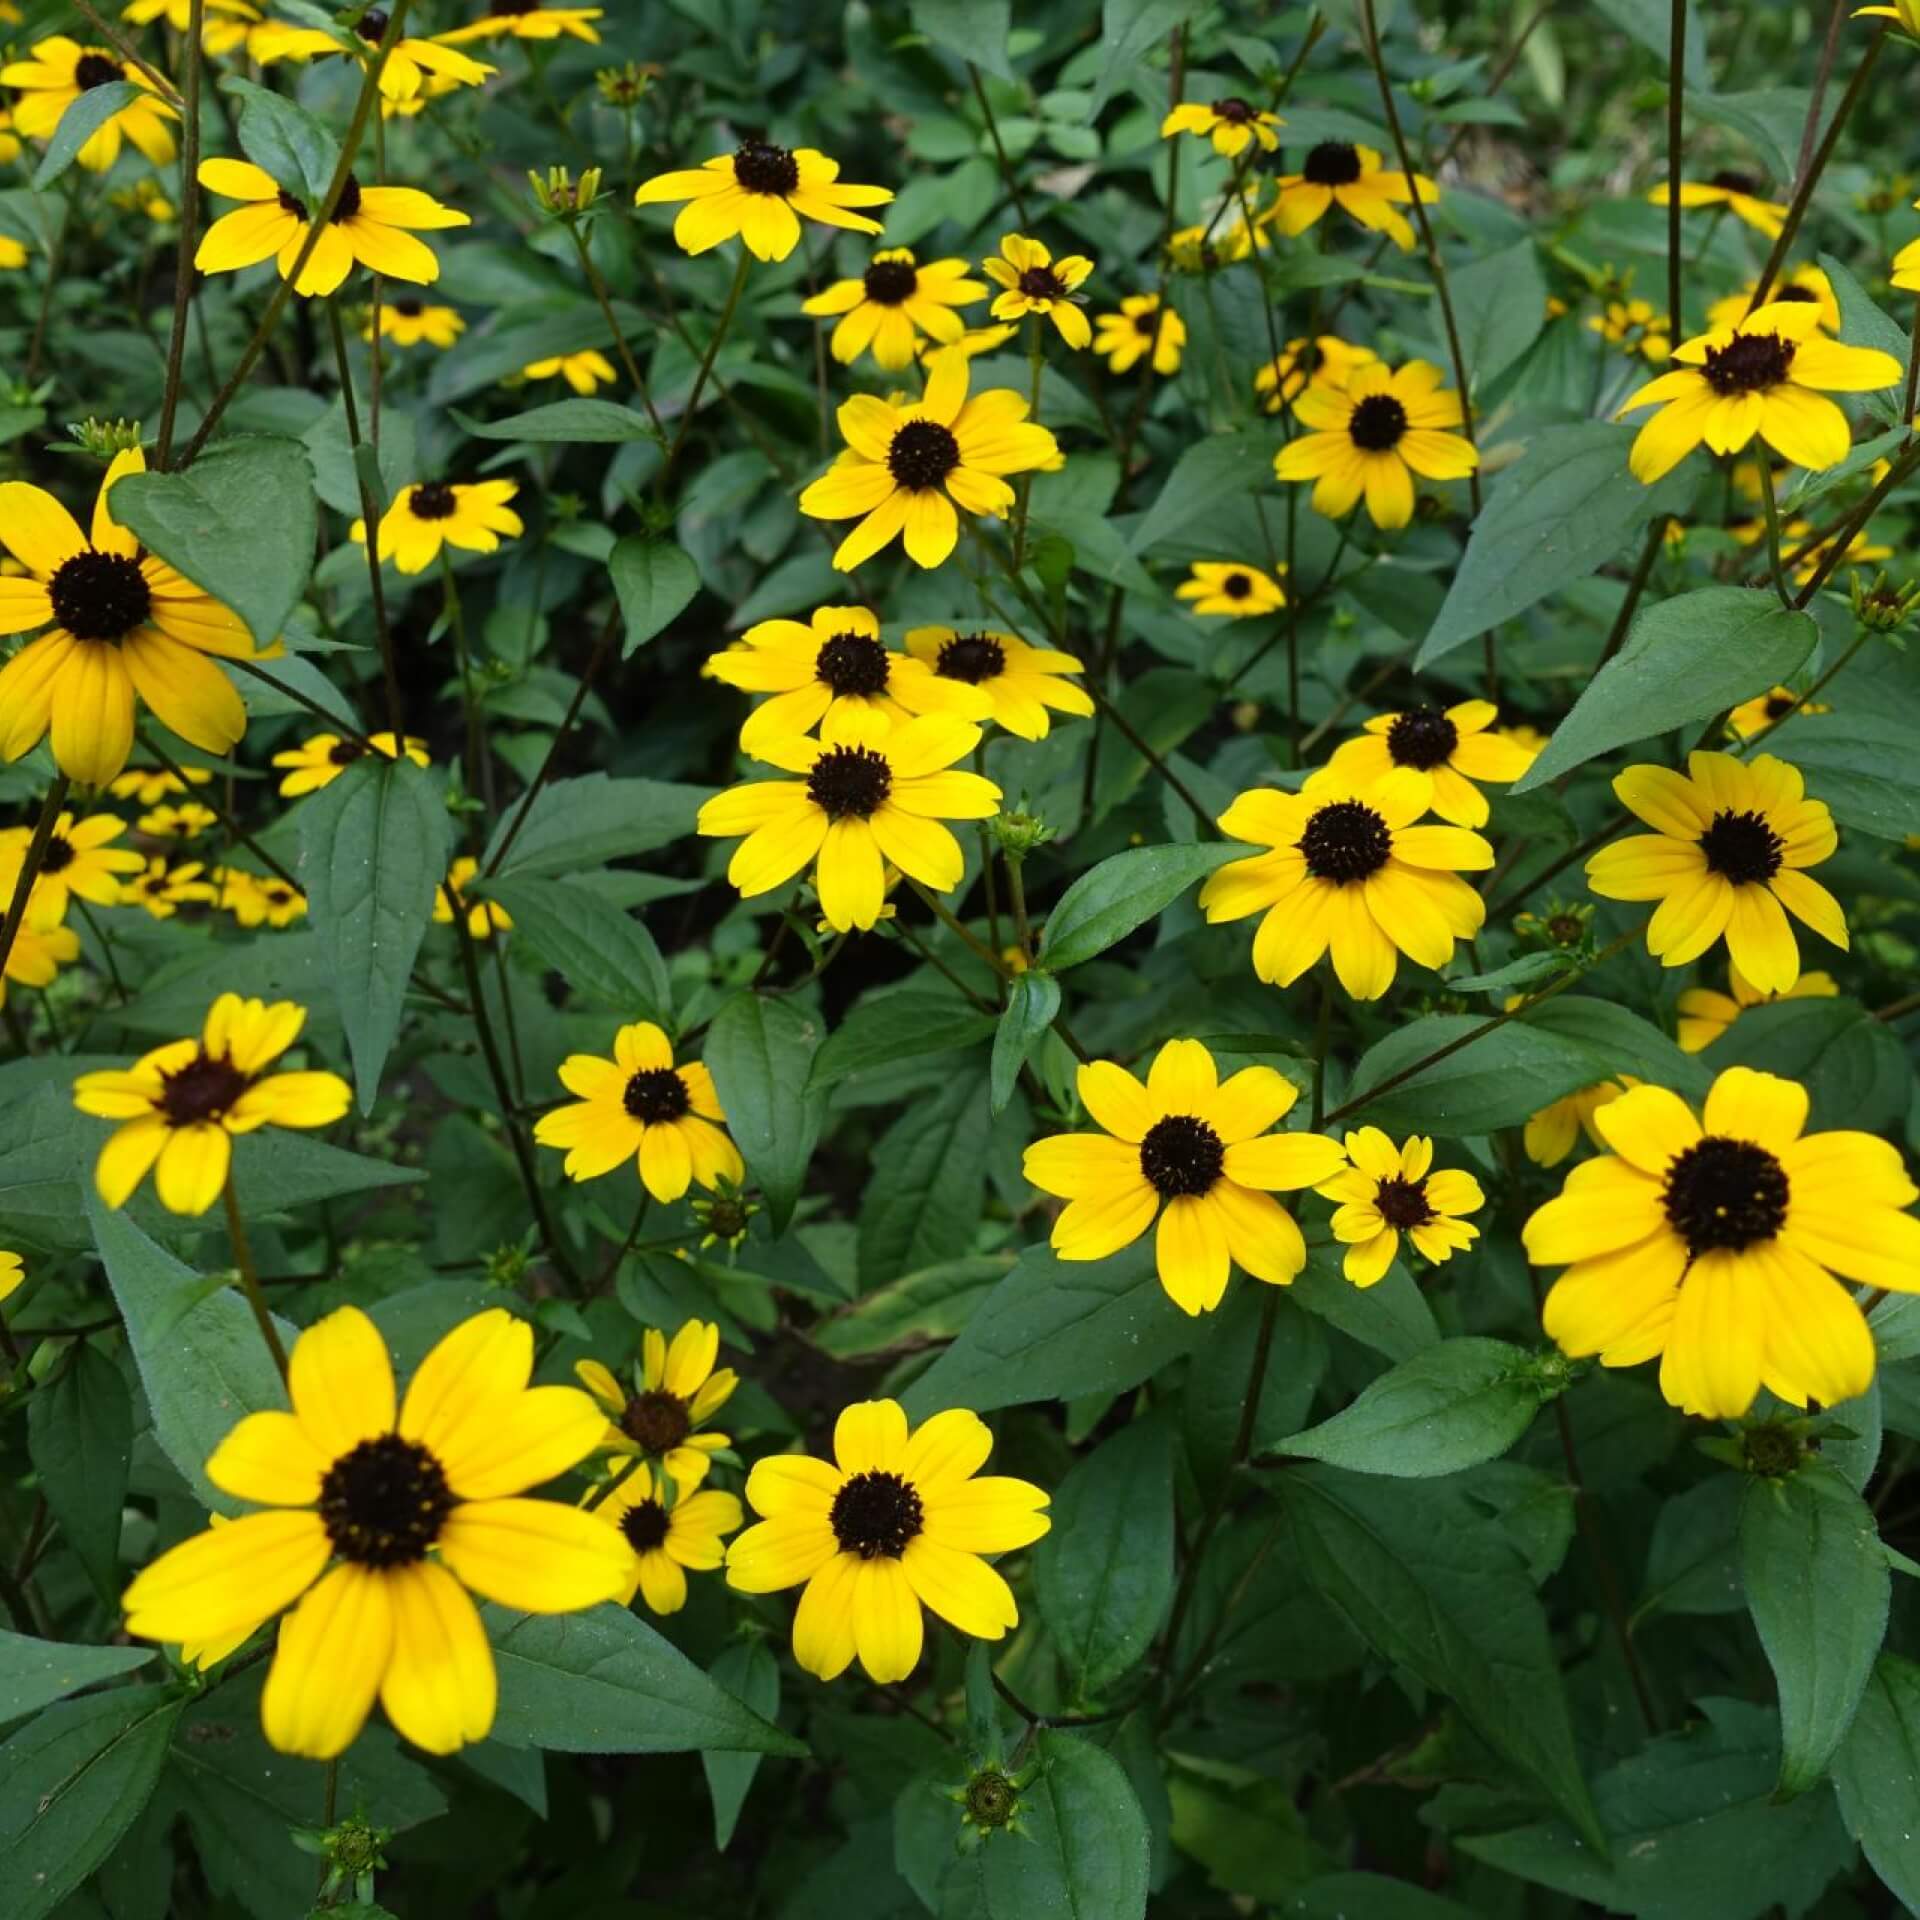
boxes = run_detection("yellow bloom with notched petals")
[1316,1129,1484,1286]
[522,349,615,394]
[1255,335,1378,413]
[590,1461,740,1615]
[122,1305,633,1757]
[982,233,1094,349]
[900,625,1092,740]
[1176,561,1286,618]
[434,857,511,940]
[1676,962,1839,1053]
[246,20,495,101]
[727,1399,1049,1684]
[137,802,217,839]
[1648,172,1789,238]
[1526,1067,1920,1417]
[353,480,522,575]
[1092,293,1185,375]
[1267,141,1437,251]
[575,1318,737,1489]
[272,730,429,798]
[1326,699,1538,829]
[1161,96,1283,156]
[369,298,465,349]
[634,140,888,262]
[1024,1038,1348,1315]
[125,856,216,920]
[803,248,987,371]
[0,37,177,174]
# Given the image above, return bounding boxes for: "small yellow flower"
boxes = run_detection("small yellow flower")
[1092,293,1185,375]
[1267,142,1437,250]
[434,857,511,940]
[271,731,431,798]
[590,1462,741,1615]
[125,856,217,920]
[1175,561,1287,618]
[369,297,466,349]
[1325,699,1538,829]
[0,36,177,174]
[1676,963,1840,1052]
[1523,1077,1638,1168]
[440,5,604,45]
[1254,335,1378,413]
[900,625,1093,740]
[221,869,308,929]
[0,235,22,272]
[1316,1129,1484,1286]
[1706,266,1839,336]
[121,0,259,54]
[575,1318,737,1488]
[1588,298,1672,363]
[0,1248,22,1305]
[1724,686,1832,741]
[1161,96,1283,156]
[633,140,889,262]
[111,765,212,806]
[353,481,523,575]
[0,108,21,168]
[0,809,143,917]
[1167,218,1254,273]
[981,233,1095,349]
[137,803,218,839]
[521,349,616,394]
[246,20,495,102]
[108,178,175,225]
[0,914,79,1005]
[1648,172,1790,238]
[802,247,987,371]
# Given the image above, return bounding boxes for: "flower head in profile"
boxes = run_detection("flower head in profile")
[1525,1067,1920,1417]
[1267,142,1437,250]
[440,4,604,42]
[1092,293,1185,376]
[803,247,987,371]
[1523,1076,1637,1168]
[272,731,430,798]
[111,764,212,807]
[706,604,990,755]
[0,37,177,173]
[1167,217,1257,273]
[370,297,465,349]
[122,1306,633,1757]
[1326,699,1538,829]
[138,802,218,839]
[589,1461,740,1615]
[534,1023,743,1205]
[1255,335,1378,413]
[353,480,522,575]
[0,810,142,919]
[522,349,615,394]
[1200,769,1493,1000]
[633,141,889,261]
[575,1319,738,1490]
[434,857,511,941]
[1161,96,1282,156]
[1175,561,1287,618]
[123,0,260,54]
[1676,962,1839,1053]
[696,709,999,933]
[1724,684,1830,741]
[1025,1040,1348,1315]
[1616,300,1900,483]
[1316,1130,1483,1286]
[0,448,265,785]
[982,234,1094,348]
[1586,752,1845,992]
[1706,266,1838,336]
[726,1400,1050,1684]
[901,625,1092,740]
[799,347,1058,571]
[1274,359,1476,529]
[125,856,217,920]
[74,994,351,1215]
[1648,171,1788,238]
[222,869,307,929]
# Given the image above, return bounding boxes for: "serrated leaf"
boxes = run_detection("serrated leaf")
[809,991,996,1091]
[984,1730,1151,1919]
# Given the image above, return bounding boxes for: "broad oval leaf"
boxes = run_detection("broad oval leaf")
[33,82,142,189]
[482,874,671,1022]
[611,534,702,656]
[1039,842,1240,973]
[1834,1653,1920,1912]
[704,992,826,1234]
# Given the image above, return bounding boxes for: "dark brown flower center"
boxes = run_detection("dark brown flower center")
[40,836,74,874]
[391,296,424,318]
[624,1066,690,1123]
[331,174,363,223]
[319,1434,454,1567]
[1702,332,1793,396]
[75,51,125,90]
[49,551,151,642]
[1663,1135,1789,1254]
[1222,572,1252,600]
[622,1388,692,1453]
[1374,1175,1433,1229]
[1775,284,1817,304]
[1213,96,1254,123]
[356,6,390,39]
[936,633,1006,682]
[1303,141,1363,187]
[1348,393,1409,452]
[328,740,362,766]
[830,1469,924,1559]
[1300,799,1392,882]
[1017,264,1067,301]
[1710,169,1760,195]
[816,631,892,696]
[620,1500,671,1552]
[1699,808,1783,884]
[887,419,960,491]
[277,187,309,220]
[1133,308,1161,337]
[1386,706,1459,771]
[806,745,892,820]
[410,481,458,520]
[862,258,917,305]
[158,1050,249,1125]
[1764,692,1795,718]
[494,0,538,12]
[1138,1113,1224,1198]
[262,884,295,906]
[733,140,799,197]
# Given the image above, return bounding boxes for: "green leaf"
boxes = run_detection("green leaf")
[991,969,1061,1116]
[1594,0,1708,69]
[110,437,318,652]
[1292,1876,1480,1919]
[1513,590,1818,791]
[1821,251,1911,367]
[1039,843,1240,972]
[1034,1415,1175,1697]
[480,774,708,879]
[704,993,826,1234]
[0,1687,182,1920]
[812,1255,1013,1358]
[1128,431,1276,554]
[982,1730,1151,1920]
[1290,1246,1441,1362]
[33,82,143,189]
[481,875,670,1021]
[0,1632,153,1722]
[701,1639,781,1849]
[1278,1338,1548,1477]
[296,756,450,1111]
[487,1604,807,1756]
[609,535,703,656]
[222,76,339,204]
[911,0,1014,81]
[1740,1461,1890,1796]
[1183,1289,1327,1493]
[1704,995,1910,1134]
[1833,1653,1920,1912]
[858,1070,992,1287]
[1418,423,1695,664]
[1091,0,1208,111]
[26,1344,132,1600]
[459,398,661,444]
[1452,240,1547,387]
[810,992,996,1092]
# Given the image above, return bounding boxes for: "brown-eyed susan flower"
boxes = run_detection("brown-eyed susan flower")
[1024,1038,1348,1315]
[726,1400,1050,1684]
[982,234,1094,349]
[1161,96,1283,156]
[440,4,604,44]
[706,604,990,754]
[1588,298,1672,363]
[634,141,888,261]
[575,1319,738,1490]
[1092,293,1185,375]
[1316,1130,1483,1286]
[1523,1076,1637,1168]
[0,1248,21,1305]
[125,856,216,920]
[534,1023,744,1205]
[434,857,511,941]
[1707,266,1839,336]
[1525,1067,1920,1417]
[1648,172,1789,239]
[900,625,1093,740]
[0,37,177,173]
[1255,335,1378,413]
[370,297,465,349]
[352,480,523,575]
[248,18,495,100]
[1676,962,1840,1053]
[122,1305,633,1757]
[590,1461,740,1615]
[1167,214,1261,273]
[1267,142,1437,250]
[1586,751,1845,993]
[74,993,351,1215]
[696,708,1000,933]
[803,247,987,371]
[222,870,307,929]
[0,914,79,1005]
[0,809,143,917]
[1175,561,1287,618]
[1725,685,1832,741]
[1326,699,1539,829]
[122,0,259,53]
[1200,769,1493,1000]
[195,160,469,299]
[798,346,1059,571]
[522,349,616,394]
[1616,300,1901,483]
[272,730,429,797]
[111,764,211,806]
[0,448,265,786]
[137,802,217,839]
[1274,359,1476,530]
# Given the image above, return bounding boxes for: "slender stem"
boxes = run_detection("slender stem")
[1483,813,1626,924]
[75,900,129,1006]
[1084,682,1213,828]
[137,730,301,890]
[223,1175,289,1379]
[1666,0,1685,333]
[1904,294,1920,425]
[326,299,404,734]
[1792,434,1920,605]
[232,660,374,750]
[0,779,70,988]
[1731,628,1870,752]
[662,246,752,481]
[1757,471,1792,610]
[1006,857,1033,959]
[1876,989,1920,1023]
[440,550,492,817]
[1797,0,1852,189]
[565,217,665,439]
[967,63,1031,228]
[1597,517,1668,667]
[154,0,205,468]
[69,0,184,101]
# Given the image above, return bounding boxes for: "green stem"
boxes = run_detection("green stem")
[224,1174,289,1379]
[154,0,205,468]
[662,246,752,482]
[0,779,70,989]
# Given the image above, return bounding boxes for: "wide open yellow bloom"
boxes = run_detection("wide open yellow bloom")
[111,764,212,806]
[590,1460,740,1615]
[271,730,429,797]
[900,624,1092,740]
[981,233,1094,348]
[0,915,79,1006]
[575,1317,738,1491]
[1525,1067,1920,1417]
[125,856,217,920]
[1267,141,1437,250]
[0,37,177,173]
[1092,293,1185,375]
[0,809,142,919]
[137,801,217,838]
[1676,962,1839,1053]
[1316,1128,1484,1287]
[1326,699,1538,829]
[352,480,523,574]
[1705,265,1839,336]
[122,1306,632,1757]
[634,141,889,262]
[802,247,987,371]
[1176,561,1288,618]
[727,1399,1049,1684]
[221,868,307,929]
[1161,96,1283,156]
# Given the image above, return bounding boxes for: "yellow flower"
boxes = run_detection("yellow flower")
[705,604,991,754]
[522,349,616,394]
[0,108,20,168]
[1199,768,1494,1000]
[798,346,1059,571]
[121,0,259,54]
[434,857,511,940]
[590,1461,741,1614]
[137,802,218,838]
[111,764,212,806]
[802,247,987,371]
[1676,962,1840,1053]
[1725,686,1831,741]
[1648,172,1789,238]
[222,869,307,929]
[440,5,604,44]
[271,730,430,797]
[0,448,263,785]
[1586,751,1846,992]
[0,809,143,918]
[0,236,26,272]
[1267,142,1437,250]
[0,1248,21,1305]
[981,233,1094,348]
[1316,1129,1484,1286]
[1782,522,1890,585]
[195,159,469,299]
[122,1306,633,1757]
[726,1399,1050,1683]
[1325,699,1538,829]
[1526,1067,1920,1417]
[1615,300,1900,484]
[125,856,216,920]
[1254,335,1378,413]
[369,297,466,348]
[695,707,1000,933]
[1161,96,1283,156]
[0,914,79,1005]
[1706,266,1839,336]
[247,20,495,101]
[900,625,1093,740]
[1500,722,1549,756]
[574,1318,738,1489]
[1523,1077,1637,1168]
[1092,293,1185,375]
[1175,561,1287,618]
[353,480,523,575]
[1024,1038,1347,1314]
[1588,298,1672,363]
[74,993,352,1215]
[0,37,177,174]
[1167,218,1254,272]
[634,141,888,262]
[109,178,174,225]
